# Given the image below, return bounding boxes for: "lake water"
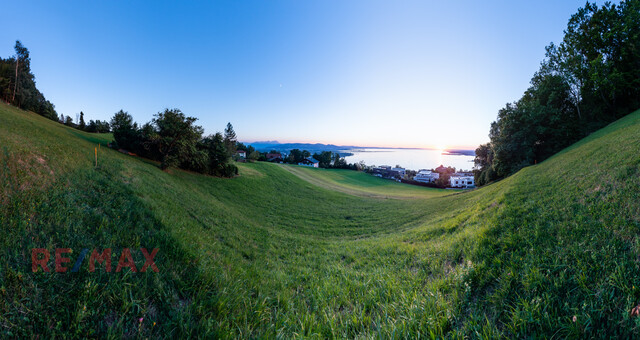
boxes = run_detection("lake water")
[341,148,475,172]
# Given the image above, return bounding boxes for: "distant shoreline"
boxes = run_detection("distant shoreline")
[247,141,475,155]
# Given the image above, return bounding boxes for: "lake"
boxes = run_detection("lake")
[341,148,475,172]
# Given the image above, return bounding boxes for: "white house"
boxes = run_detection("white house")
[236,150,246,158]
[414,169,440,183]
[450,175,475,188]
[298,157,319,168]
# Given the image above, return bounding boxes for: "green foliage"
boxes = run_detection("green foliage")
[312,151,333,167]
[286,148,306,164]
[201,132,237,176]
[86,119,110,133]
[0,41,57,121]
[477,0,640,184]
[108,109,237,177]
[223,122,237,158]
[150,109,203,170]
[306,151,358,170]
[109,110,138,150]
[78,111,86,130]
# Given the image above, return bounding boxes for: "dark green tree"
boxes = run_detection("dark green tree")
[0,41,58,120]
[79,111,86,130]
[11,41,30,104]
[110,110,138,150]
[224,123,237,158]
[286,149,307,164]
[150,109,203,170]
[201,133,230,175]
[312,151,333,168]
[475,0,640,186]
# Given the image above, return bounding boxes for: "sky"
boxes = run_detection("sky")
[0,1,603,149]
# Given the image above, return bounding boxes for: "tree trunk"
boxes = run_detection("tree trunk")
[11,58,18,103]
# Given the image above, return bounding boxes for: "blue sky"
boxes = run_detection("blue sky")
[0,1,602,149]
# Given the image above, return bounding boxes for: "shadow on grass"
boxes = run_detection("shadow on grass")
[0,156,217,338]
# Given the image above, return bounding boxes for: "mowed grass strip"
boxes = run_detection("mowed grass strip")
[1,101,640,338]
[279,163,454,199]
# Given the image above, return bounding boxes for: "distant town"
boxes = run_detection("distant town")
[235,147,475,189]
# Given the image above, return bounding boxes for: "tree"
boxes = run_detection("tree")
[312,151,333,168]
[79,111,86,130]
[96,120,110,133]
[64,115,73,126]
[0,41,57,120]
[86,120,97,132]
[201,132,237,176]
[248,150,260,162]
[287,149,307,164]
[224,123,237,158]
[435,173,451,188]
[150,108,203,170]
[110,110,138,150]
[475,0,640,186]
[12,41,30,103]
[473,143,496,186]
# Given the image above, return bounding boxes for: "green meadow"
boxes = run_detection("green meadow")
[1,101,640,338]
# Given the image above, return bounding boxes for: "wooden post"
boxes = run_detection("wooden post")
[95,147,97,167]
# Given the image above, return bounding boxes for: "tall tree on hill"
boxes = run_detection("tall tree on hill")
[223,122,237,158]
[79,111,86,130]
[12,41,29,103]
[0,41,57,120]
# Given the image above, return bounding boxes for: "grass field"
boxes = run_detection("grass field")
[1,101,640,338]
[279,165,454,199]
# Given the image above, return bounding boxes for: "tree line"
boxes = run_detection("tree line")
[475,0,640,186]
[110,109,238,177]
[1,40,112,133]
[309,150,362,170]
[0,41,57,120]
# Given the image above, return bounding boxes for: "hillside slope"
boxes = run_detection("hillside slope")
[1,102,639,338]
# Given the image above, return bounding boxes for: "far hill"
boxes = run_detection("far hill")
[246,140,465,155]
[247,141,360,153]
[1,101,640,337]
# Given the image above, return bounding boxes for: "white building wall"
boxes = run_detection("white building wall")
[450,176,475,188]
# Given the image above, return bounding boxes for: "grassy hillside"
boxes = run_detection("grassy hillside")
[1,101,640,338]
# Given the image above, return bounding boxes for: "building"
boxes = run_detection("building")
[414,169,440,183]
[450,175,475,188]
[236,150,246,158]
[298,157,319,168]
[391,167,406,178]
[371,165,405,181]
